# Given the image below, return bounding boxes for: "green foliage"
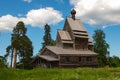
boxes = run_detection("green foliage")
[42,24,52,47]
[16,58,33,69]
[11,21,27,50]
[1,68,120,80]
[18,35,33,69]
[0,56,7,68]
[93,29,109,67]
[40,24,56,51]
[109,56,120,67]
[15,22,33,69]
[49,39,56,46]
[0,61,4,68]
[6,21,33,69]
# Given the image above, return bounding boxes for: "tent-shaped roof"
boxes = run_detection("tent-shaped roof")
[66,17,87,32]
[65,17,94,43]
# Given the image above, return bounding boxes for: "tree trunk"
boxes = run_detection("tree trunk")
[10,49,14,68]
[10,53,13,68]
[13,49,17,68]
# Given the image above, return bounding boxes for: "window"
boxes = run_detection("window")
[86,57,92,62]
[78,57,81,62]
[66,57,70,62]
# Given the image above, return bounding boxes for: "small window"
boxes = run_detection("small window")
[79,57,81,62]
[66,57,70,62]
[86,57,92,62]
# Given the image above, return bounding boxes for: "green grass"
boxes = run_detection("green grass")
[0,68,120,80]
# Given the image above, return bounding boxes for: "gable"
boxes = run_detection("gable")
[40,47,58,58]
[58,30,72,41]
[57,30,73,44]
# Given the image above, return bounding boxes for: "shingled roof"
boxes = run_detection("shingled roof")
[66,17,87,32]
[58,30,72,40]
[66,17,94,44]
[58,30,73,43]
[39,55,59,61]
[88,34,93,45]
[46,46,97,56]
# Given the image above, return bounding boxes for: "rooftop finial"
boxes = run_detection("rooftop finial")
[71,9,76,20]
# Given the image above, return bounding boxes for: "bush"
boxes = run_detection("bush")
[109,56,120,67]
[0,61,7,68]
[16,62,33,70]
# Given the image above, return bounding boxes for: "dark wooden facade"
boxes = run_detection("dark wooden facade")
[32,9,98,68]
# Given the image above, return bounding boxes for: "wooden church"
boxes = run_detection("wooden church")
[32,9,98,68]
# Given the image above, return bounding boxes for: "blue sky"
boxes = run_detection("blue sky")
[0,0,120,57]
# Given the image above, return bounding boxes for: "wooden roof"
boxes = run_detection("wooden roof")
[62,40,73,44]
[58,30,72,40]
[39,55,59,61]
[88,42,93,45]
[58,30,73,43]
[67,17,87,32]
[73,31,88,36]
[74,35,89,38]
[67,17,94,43]
[46,46,97,55]
[88,34,93,45]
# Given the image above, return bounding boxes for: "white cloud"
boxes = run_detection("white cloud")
[25,7,63,27]
[70,0,120,28]
[0,15,24,32]
[23,0,32,3]
[70,0,79,6]
[18,14,24,17]
[0,7,63,32]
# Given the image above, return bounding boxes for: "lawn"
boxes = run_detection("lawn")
[0,68,120,80]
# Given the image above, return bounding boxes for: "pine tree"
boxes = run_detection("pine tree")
[18,35,33,69]
[93,29,109,67]
[40,24,56,51]
[6,21,33,69]
[43,24,52,47]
